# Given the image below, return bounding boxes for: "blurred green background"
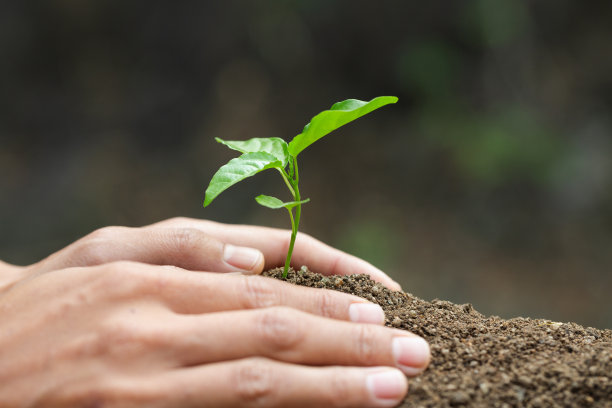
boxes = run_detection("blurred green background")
[1,1,611,328]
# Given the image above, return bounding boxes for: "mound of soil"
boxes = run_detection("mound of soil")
[263,268,612,407]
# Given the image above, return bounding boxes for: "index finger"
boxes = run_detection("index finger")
[150,218,402,291]
[93,262,386,325]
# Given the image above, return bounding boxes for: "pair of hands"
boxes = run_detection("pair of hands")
[0,218,430,407]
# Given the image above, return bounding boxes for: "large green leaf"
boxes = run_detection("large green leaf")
[287,96,398,156]
[255,194,310,209]
[216,137,290,166]
[203,152,282,207]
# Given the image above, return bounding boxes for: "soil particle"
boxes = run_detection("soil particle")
[263,267,612,407]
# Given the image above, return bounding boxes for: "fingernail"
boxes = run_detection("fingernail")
[223,244,263,272]
[392,336,430,376]
[349,303,385,325]
[366,369,408,405]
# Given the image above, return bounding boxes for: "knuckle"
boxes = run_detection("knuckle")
[232,358,277,406]
[316,290,339,318]
[240,276,278,309]
[96,317,164,359]
[169,227,202,253]
[157,217,213,230]
[72,226,127,266]
[54,333,101,360]
[325,369,356,407]
[97,318,135,354]
[167,216,191,225]
[167,228,221,268]
[72,239,108,267]
[90,225,125,239]
[353,325,379,365]
[254,307,303,351]
[96,262,127,291]
[96,262,155,298]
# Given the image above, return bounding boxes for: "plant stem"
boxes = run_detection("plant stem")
[283,209,296,277]
[278,169,295,196]
[282,157,301,278]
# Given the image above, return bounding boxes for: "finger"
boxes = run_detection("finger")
[164,307,430,376]
[34,226,264,275]
[151,218,402,291]
[118,265,385,324]
[151,358,408,408]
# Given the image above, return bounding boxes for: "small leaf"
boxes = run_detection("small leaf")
[288,96,398,156]
[216,137,290,166]
[203,152,282,207]
[255,195,310,209]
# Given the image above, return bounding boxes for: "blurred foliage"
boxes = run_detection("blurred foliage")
[0,0,611,328]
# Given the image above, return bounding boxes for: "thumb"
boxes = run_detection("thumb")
[35,226,265,275]
[130,226,266,274]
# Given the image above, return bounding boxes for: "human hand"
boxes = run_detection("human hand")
[0,218,422,406]
[26,217,401,290]
[0,261,430,407]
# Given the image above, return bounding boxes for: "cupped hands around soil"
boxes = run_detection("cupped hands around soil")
[264,268,612,407]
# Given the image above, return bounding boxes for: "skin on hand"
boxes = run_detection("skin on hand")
[0,260,25,292]
[27,217,402,291]
[149,217,403,291]
[0,218,427,407]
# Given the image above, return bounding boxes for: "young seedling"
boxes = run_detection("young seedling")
[203,96,398,278]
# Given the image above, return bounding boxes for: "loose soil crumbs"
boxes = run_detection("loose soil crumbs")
[263,268,612,407]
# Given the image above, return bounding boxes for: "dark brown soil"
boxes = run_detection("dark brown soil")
[263,267,612,407]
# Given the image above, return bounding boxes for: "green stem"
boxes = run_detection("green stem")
[283,208,296,277]
[282,157,301,278]
[278,169,295,196]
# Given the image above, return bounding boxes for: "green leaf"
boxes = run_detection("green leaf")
[216,137,290,166]
[255,195,310,209]
[288,96,398,156]
[203,152,282,207]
